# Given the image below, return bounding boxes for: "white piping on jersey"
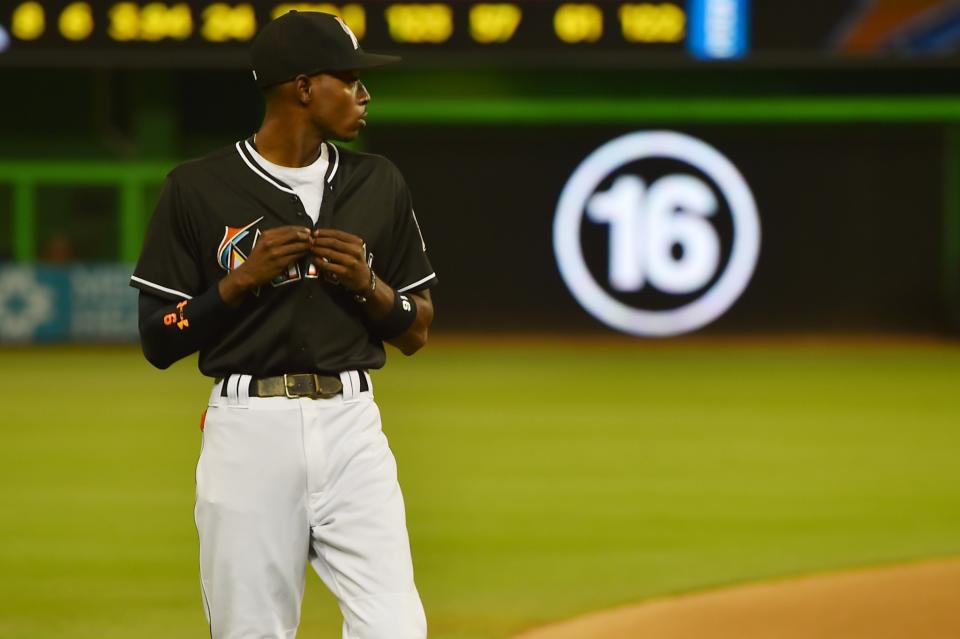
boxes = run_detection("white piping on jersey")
[130,276,194,300]
[238,140,340,192]
[327,142,340,183]
[410,208,427,251]
[396,272,436,294]
[235,141,297,195]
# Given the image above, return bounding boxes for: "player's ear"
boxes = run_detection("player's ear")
[294,74,312,104]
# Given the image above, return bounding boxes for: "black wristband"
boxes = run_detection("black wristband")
[371,291,418,340]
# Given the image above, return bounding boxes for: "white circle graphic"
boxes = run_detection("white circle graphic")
[554,131,760,337]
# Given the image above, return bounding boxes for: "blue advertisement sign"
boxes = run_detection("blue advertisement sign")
[688,0,750,60]
[0,265,138,343]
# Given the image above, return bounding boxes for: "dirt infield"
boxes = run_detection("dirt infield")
[514,557,960,639]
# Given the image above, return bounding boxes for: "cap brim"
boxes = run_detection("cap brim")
[340,52,402,70]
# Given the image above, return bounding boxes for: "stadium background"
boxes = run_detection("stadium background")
[1,1,959,638]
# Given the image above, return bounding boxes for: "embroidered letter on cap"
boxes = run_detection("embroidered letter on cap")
[335,17,360,49]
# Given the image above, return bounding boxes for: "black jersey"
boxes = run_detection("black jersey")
[130,136,437,377]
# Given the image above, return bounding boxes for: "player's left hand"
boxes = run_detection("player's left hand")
[310,229,371,292]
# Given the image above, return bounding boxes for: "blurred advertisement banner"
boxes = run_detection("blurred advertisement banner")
[832,0,960,55]
[0,265,137,343]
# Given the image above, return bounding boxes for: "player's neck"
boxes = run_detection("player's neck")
[254,118,324,168]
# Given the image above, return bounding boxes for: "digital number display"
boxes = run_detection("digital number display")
[0,1,689,66]
[2,1,958,67]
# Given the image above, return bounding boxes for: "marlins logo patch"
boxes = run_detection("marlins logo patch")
[216,217,310,288]
[217,217,263,272]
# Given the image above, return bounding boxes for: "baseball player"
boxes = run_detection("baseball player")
[130,11,435,639]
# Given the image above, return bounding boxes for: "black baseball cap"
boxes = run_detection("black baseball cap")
[250,11,400,88]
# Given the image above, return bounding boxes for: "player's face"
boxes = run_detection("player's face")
[309,70,370,142]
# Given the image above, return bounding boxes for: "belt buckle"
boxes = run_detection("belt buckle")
[283,373,298,399]
[283,374,315,399]
[284,373,342,399]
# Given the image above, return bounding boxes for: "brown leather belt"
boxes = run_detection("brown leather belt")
[220,372,368,400]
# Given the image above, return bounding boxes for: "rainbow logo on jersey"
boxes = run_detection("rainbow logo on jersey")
[217,217,263,273]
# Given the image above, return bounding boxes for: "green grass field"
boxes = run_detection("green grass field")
[1,337,958,639]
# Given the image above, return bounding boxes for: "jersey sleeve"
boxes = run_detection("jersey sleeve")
[382,176,438,294]
[130,173,204,301]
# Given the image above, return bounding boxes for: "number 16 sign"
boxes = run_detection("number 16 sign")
[554,131,760,337]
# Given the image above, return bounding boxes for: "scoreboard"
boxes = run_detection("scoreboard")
[1,1,689,66]
[0,1,959,67]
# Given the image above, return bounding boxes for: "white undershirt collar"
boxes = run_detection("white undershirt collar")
[244,139,329,224]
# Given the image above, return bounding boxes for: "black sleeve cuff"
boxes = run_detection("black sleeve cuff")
[137,283,230,369]
[185,283,229,322]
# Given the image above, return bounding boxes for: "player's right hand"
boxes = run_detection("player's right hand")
[219,226,312,304]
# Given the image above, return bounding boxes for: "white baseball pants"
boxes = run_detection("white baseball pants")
[195,373,427,639]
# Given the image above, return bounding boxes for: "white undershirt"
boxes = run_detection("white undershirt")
[246,140,329,224]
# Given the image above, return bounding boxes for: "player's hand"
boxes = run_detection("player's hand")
[310,229,371,292]
[220,226,312,303]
